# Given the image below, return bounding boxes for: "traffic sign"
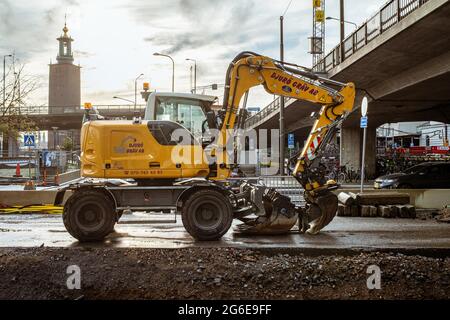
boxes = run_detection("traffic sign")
[360,116,368,128]
[24,134,35,147]
[288,133,295,149]
[361,96,369,117]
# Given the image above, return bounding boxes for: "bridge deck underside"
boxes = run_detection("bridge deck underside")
[247,1,450,143]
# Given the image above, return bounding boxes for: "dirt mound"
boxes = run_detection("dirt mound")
[0,248,449,300]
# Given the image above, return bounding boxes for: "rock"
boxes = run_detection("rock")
[338,192,355,206]
[389,205,399,218]
[361,206,371,217]
[343,205,352,217]
[337,204,346,217]
[379,205,391,218]
[348,192,360,205]
[406,205,416,219]
[351,205,360,217]
[370,206,378,217]
[358,193,410,206]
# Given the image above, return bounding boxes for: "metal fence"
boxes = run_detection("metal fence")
[3,104,146,116]
[229,176,304,206]
[259,176,304,206]
[315,0,430,72]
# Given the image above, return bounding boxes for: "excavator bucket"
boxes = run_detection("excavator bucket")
[235,188,299,235]
[236,189,338,235]
[301,191,338,235]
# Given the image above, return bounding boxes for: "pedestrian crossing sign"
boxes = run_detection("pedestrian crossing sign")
[24,134,36,147]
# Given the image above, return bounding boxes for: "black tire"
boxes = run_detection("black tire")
[181,189,233,241]
[63,189,117,242]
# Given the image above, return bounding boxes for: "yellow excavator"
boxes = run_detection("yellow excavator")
[55,51,355,242]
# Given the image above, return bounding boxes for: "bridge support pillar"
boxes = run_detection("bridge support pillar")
[7,136,20,157]
[340,126,377,179]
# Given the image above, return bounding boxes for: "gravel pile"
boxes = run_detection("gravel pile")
[0,247,449,300]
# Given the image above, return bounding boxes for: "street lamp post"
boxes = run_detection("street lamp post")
[325,16,358,29]
[186,58,197,94]
[154,52,175,92]
[134,73,144,111]
[279,15,285,176]
[113,96,135,104]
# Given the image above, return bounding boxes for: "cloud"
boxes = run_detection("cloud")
[74,50,94,58]
[0,0,386,107]
[0,0,80,59]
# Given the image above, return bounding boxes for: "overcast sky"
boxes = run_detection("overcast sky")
[0,0,385,108]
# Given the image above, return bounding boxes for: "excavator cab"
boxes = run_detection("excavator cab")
[144,92,219,142]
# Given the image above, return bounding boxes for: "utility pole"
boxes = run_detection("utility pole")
[153,53,175,92]
[134,73,144,111]
[186,59,197,94]
[279,16,285,176]
[340,0,345,63]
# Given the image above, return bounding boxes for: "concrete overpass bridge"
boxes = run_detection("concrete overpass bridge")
[15,105,146,131]
[244,0,450,176]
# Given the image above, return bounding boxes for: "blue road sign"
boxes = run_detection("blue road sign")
[24,134,35,147]
[247,107,261,112]
[360,116,368,129]
[288,133,295,149]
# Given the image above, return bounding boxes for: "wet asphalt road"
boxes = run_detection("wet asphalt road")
[0,212,449,250]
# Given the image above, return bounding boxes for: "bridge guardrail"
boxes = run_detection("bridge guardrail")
[3,104,147,116]
[245,97,293,128]
[315,0,430,72]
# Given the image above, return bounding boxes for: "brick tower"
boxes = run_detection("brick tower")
[48,20,81,149]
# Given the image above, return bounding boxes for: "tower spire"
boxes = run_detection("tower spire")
[56,16,74,64]
[63,14,69,36]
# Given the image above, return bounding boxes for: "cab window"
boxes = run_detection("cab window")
[155,97,208,139]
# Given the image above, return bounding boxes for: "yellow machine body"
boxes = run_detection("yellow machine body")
[80,120,211,180]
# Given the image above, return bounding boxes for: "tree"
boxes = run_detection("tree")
[0,62,41,155]
[62,136,74,151]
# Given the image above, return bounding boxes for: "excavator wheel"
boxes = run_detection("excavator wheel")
[63,189,117,242]
[181,189,233,241]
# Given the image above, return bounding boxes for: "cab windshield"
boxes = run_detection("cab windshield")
[155,97,208,139]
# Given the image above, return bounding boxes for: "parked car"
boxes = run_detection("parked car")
[374,162,450,189]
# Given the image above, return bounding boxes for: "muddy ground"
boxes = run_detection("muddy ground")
[0,247,449,300]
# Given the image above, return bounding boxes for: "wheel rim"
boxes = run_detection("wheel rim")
[192,200,222,231]
[75,202,106,232]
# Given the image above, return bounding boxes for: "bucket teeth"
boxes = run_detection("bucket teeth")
[303,192,338,234]
[236,190,299,235]
[237,190,338,236]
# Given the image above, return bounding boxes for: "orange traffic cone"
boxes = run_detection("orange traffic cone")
[14,163,22,177]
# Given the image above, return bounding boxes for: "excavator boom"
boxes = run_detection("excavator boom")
[220,52,356,234]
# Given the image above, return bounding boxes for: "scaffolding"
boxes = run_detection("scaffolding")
[310,0,326,72]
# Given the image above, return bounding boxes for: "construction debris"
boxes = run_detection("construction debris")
[337,192,415,219]
[436,206,450,223]
[357,193,410,206]
[337,192,355,206]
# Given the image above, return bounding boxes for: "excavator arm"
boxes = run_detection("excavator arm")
[220,52,356,234]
